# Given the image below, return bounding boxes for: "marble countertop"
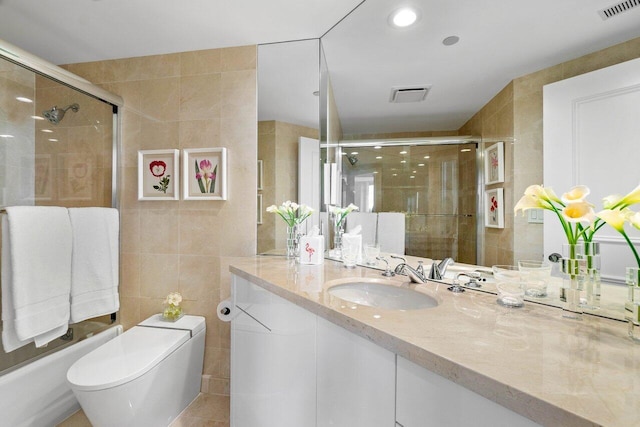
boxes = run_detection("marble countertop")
[229,256,640,427]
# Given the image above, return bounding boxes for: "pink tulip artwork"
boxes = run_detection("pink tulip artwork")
[194,158,218,193]
[182,148,227,200]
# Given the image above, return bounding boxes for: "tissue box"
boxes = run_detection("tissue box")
[299,235,324,265]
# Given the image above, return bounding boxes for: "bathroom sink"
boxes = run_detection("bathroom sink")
[328,280,438,310]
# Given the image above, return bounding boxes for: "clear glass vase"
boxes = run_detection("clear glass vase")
[162,303,184,322]
[332,220,344,258]
[286,224,300,259]
[579,242,601,310]
[561,243,585,320]
[625,267,640,342]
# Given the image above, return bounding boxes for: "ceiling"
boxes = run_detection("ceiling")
[1,0,640,134]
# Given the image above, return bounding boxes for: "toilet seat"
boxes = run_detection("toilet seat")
[67,326,189,391]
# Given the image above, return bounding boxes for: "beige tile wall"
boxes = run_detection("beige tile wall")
[459,83,515,266]
[63,45,257,396]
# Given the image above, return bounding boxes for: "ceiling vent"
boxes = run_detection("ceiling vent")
[598,0,640,19]
[389,86,431,103]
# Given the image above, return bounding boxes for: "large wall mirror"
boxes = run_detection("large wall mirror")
[256,1,640,323]
[256,40,320,254]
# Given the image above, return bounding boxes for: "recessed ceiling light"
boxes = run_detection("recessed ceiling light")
[392,173,398,177]
[376,156,383,159]
[423,155,430,159]
[410,176,415,179]
[443,36,460,46]
[399,150,407,154]
[16,96,33,103]
[418,163,425,166]
[390,7,419,28]
[350,151,358,155]
[412,170,417,173]
[373,171,379,174]
[400,160,407,163]
[48,138,58,142]
[41,129,53,133]
[341,152,347,155]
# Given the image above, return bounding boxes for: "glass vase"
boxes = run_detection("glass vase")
[332,220,344,258]
[579,242,601,310]
[625,267,640,342]
[162,303,184,322]
[560,243,585,319]
[286,224,300,259]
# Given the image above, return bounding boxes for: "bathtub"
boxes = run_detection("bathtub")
[0,324,122,427]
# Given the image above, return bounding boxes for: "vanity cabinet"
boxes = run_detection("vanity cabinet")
[231,275,316,427]
[316,316,395,427]
[395,356,540,427]
[231,274,540,427]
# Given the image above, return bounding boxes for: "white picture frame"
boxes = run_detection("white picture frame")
[182,147,228,200]
[138,149,179,201]
[257,159,263,191]
[485,188,504,228]
[484,142,504,185]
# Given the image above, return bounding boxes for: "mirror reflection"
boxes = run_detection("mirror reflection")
[256,1,640,324]
[337,140,478,264]
[256,40,320,254]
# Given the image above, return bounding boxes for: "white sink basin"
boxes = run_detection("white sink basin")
[328,280,438,310]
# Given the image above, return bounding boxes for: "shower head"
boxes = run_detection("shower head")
[42,103,79,125]
[347,154,358,166]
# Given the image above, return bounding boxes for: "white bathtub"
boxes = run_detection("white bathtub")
[0,324,122,427]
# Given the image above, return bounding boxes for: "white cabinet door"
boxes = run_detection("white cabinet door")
[396,356,540,427]
[231,275,317,427]
[316,316,396,427]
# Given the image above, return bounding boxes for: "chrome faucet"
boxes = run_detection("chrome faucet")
[428,257,455,280]
[447,271,483,293]
[390,256,427,284]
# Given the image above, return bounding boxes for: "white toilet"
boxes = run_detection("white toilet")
[67,314,206,427]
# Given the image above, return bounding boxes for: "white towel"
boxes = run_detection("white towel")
[377,212,406,255]
[345,212,377,246]
[68,207,119,323]
[2,207,72,352]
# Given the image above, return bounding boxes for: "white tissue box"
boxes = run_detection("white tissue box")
[299,235,324,265]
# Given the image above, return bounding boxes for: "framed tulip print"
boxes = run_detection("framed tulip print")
[138,149,179,200]
[484,142,504,185]
[182,148,228,200]
[485,188,504,228]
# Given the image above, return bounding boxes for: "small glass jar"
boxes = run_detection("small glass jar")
[162,303,184,322]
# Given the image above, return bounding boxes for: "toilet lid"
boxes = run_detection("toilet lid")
[67,326,190,391]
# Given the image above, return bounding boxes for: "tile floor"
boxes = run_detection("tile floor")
[56,393,230,427]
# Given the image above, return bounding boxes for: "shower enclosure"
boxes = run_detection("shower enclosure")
[0,39,122,373]
[339,141,478,264]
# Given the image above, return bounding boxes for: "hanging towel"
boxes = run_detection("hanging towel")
[377,212,406,255]
[1,206,72,352]
[346,212,377,246]
[68,207,119,323]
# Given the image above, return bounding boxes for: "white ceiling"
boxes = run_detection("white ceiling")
[1,0,639,134]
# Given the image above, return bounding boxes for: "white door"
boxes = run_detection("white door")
[543,57,640,283]
[299,136,321,233]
